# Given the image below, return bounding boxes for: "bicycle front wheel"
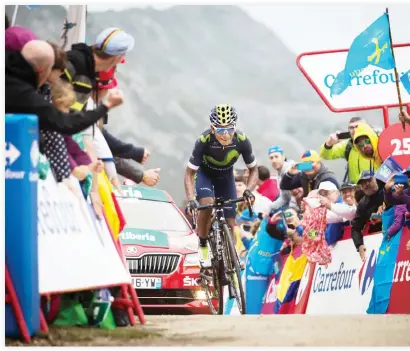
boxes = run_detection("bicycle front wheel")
[205,222,224,315]
[222,223,246,314]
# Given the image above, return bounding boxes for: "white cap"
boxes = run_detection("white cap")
[318,181,338,191]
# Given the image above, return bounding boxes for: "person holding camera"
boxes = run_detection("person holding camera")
[280,150,340,198]
[320,117,376,184]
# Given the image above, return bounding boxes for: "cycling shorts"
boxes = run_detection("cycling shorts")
[195,168,237,219]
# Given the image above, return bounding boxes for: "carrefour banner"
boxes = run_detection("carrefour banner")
[38,173,131,294]
[305,233,383,314]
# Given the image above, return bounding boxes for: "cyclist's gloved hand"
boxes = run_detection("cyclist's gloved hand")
[185,199,199,217]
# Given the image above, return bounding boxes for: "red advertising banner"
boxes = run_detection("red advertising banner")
[387,226,410,314]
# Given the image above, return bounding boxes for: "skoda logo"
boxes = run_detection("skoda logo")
[126,246,138,254]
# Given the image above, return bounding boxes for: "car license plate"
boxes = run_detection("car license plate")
[132,277,162,289]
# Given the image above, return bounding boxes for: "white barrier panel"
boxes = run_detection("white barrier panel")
[38,174,131,294]
[306,233,383,315]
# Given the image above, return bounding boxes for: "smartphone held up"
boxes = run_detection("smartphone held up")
[296,162,313,172]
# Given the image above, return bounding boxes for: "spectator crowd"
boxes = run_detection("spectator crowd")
[5,16,162,216]
[230,115,410,313]
[5,14,164,327]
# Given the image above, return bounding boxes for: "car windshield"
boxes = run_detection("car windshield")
[119,198,190,232]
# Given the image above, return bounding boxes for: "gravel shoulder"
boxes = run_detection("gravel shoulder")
[6,315,410,346]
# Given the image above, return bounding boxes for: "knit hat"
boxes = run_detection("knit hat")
[301,150,321,163]
[5,26,37,52]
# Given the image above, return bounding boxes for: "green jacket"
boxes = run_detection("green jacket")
[319,138,378,184]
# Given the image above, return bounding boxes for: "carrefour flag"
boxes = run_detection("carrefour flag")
[274,246,308,314]
[329,13,396,97]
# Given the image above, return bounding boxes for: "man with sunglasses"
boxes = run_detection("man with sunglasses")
[352,124,382,173]
[184,104,258,267]
[320,117,377,184]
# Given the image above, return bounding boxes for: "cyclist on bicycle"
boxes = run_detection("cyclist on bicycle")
[184,104,258,268]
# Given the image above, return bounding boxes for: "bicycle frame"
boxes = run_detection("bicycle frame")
[192,196,252,314]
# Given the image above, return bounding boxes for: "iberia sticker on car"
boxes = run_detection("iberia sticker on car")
[305,233,383,315]
[119,228,169,248]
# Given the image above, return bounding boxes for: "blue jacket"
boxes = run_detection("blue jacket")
[247,217,283,276]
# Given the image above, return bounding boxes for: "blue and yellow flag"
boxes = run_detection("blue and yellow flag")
[400,69,410,94]
[367,206,402,314]
[330,13,396,97]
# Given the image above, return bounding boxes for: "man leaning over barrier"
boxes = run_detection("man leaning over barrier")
[351,170,388,262]
[5,40,124,133]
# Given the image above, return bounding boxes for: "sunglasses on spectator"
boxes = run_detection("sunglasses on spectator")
[357,139,371,148]
[215,127,235,135]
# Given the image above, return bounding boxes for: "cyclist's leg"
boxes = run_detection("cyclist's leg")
[195,168,215,267]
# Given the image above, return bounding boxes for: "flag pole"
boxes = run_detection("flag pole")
[386,7,405,130]
[11,5,19,26]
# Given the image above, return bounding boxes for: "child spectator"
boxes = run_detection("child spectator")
[51,81,102,182]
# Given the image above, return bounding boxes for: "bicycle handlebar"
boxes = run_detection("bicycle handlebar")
[191,196,254,229]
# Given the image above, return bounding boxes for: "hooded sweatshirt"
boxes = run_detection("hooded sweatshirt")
[62,43,97,111]
[320,127,378,184]
[353,123,382,172]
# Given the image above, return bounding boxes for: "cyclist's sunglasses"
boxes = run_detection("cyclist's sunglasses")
[283,211,294,218]
[357,139,371,148]
[215,127,235,135]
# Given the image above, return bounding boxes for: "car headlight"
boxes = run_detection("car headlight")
[194,290,207,300]
[184,253,199,267]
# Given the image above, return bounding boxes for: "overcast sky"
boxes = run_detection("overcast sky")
[87,4,410,53]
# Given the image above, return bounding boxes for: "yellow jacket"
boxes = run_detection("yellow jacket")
[353,123,382,171]
[320,123,381,183]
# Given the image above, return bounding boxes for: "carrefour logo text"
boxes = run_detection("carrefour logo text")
[393,260,410,283]
[313,262,356,293]
[324,69,408,90]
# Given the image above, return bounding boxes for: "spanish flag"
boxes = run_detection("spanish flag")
[98,171,121,239]
[274,245,308,314]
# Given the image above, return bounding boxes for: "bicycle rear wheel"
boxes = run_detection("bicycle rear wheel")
[222,223,246,314]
